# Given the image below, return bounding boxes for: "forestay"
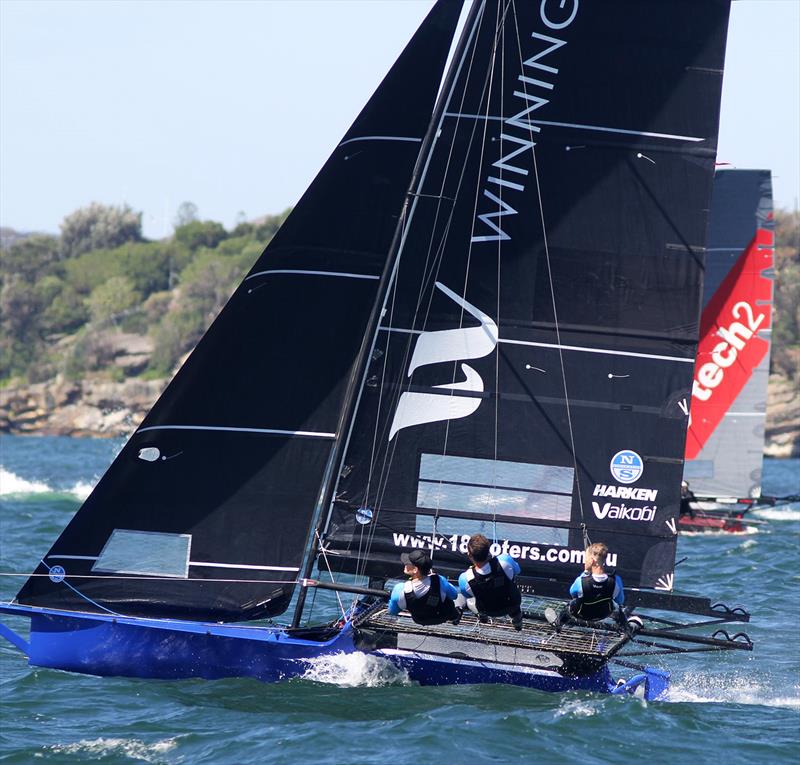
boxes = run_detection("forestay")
[14,0,464,622]
[323,0,731,592]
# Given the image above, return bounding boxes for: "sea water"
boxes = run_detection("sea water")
[0,434,798,764]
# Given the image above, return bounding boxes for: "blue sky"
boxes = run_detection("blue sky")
[2,0,798,240]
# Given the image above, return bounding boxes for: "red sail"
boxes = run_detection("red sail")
[685,227,773,459]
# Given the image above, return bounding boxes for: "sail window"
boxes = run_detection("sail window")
[418,454,573,520]
[415,516,568,547]
[420,454,574,492]
[683,460,714,479]
[92,530,191,578]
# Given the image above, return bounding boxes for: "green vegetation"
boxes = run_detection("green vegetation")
[1,203,797,391]
[772,209,800,381]
[1,202,289,384]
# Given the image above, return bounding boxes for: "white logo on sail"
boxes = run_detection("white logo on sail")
[655,573,674,592]
[388,282,498,441]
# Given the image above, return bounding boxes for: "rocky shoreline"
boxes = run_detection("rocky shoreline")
[2,372,798,458]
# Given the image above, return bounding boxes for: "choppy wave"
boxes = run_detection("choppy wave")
[302,651,411,687]
[41,737,178,762]
[753,507,800,522]
[680,525,760,537]
[669,674,800,709]
[0,467,93,500]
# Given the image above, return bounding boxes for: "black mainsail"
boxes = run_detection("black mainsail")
[15,0,464,621]
[323,0,731,594]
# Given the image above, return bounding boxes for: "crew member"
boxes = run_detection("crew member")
[387,549,460,626]
[680,480,697,518]
[458,533,523,630]
[546,542,640,633]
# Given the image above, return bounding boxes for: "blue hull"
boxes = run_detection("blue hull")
[0,604,356,682]
[0,604,668,699]
[376,648,614,694]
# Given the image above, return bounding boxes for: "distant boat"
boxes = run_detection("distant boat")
[0,0,753,700]
[682,168,777,533]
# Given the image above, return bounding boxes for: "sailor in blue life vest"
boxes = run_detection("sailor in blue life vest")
[546,542,642,633]
[457,533,524,630]
[387,549,461,626]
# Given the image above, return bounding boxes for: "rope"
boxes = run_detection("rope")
[315,530,347,619]
[510,2,586,530]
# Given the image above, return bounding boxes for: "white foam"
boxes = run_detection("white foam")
[679,525,759,537]
[0,466,95,499]
[0,467,50,495]
[302,651,411,687]
[40,737,177,762]
[753,507,800,522]
[554,698,603,718]
[68,480,95,501]
[668,673,800,709]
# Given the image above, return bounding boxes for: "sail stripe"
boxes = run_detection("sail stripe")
[47,555,300,573]
[189,562,300,572]
[443,112,704,142]
[338,135,423,148]
[379,326,693,363]
[499,339,695,363]
[136,425,336,438]
[245,269,380,282]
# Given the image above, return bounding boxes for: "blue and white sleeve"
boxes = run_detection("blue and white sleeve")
[439,576,459,601]
[458,571,473,599]
[569,574,585,599]
[497,554,521,579]
[613,575,625,605]
[387,582,406,615]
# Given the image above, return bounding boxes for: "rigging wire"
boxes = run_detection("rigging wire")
[356,0,493,569]
[509,0,588,548]
[437,0,504,555]
[314,530,348,620]
[372,0,504,548]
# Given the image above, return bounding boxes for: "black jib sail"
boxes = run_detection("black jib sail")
[14,0,464,622]
[322,0,731,595]
[683,169,774,499]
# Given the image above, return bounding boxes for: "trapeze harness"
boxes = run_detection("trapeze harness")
[571,572,617,620]
[469,558,522,618]
[403,576,458,626]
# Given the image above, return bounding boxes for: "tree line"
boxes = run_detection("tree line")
[0,202,288,383]
[1,202,798,388]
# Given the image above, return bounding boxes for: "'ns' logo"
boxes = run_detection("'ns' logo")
[388,282,498,441]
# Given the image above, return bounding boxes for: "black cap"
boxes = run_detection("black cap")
[401,549,432,573]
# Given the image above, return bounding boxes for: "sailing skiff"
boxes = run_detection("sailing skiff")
[1,0,754,700]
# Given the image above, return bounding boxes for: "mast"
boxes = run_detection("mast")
[292,0,482,626]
